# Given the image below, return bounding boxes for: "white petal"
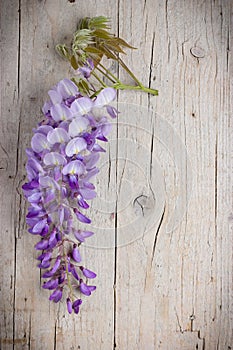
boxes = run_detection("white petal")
[35,125,53,136]
[62,160,85,175]
[93,88,116,108]
[43,152,67,166]
[50,104,73,122]
[48,89,62,105]
[31,133,51,153]
[28,158,44,174]
[28,192,41,203]
[47,128,70,145]
[70,97,93,116]
[57,79,79,99]
[84,153,100,169]
[39,176,60,190]
[42,100,53,114]
[65,137,87,157]
[68,117,89,137]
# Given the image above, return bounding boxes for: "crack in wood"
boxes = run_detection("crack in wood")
[198,330,206,350]
[53,321,57,350]
[149,32,155,90]
[15,106,22,179]
[28,313,31,349]
[151,205,165,264]
[150,124,154,179]
[118,158,126,196]
[165,0,171,62]
[143,0,147,15]
[226,15,230,72]
[17,0,21,96]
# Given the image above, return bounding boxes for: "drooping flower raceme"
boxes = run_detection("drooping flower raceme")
[22,78,116,314]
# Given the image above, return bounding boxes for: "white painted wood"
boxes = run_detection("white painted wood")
[0,0,232,349]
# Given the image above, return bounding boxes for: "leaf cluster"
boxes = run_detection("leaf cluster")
[56,16,136,70]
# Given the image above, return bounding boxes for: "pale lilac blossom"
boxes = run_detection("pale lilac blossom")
[23,78,116,315]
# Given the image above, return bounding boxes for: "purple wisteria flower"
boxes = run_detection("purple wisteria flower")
[78,58,94,79]
[23,78,116,314]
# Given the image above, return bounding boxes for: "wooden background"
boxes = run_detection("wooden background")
[0,0,232,349]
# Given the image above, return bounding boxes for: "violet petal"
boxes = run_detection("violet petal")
[72,244,81,263]
[43,279,59,290]
[80,281,91,296]
[49,288,63,303]
[66,298,72,314]
[74,209,91,224]
[34,239,49,250]
[80,267,97,279]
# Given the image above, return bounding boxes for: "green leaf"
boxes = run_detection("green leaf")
[93,29,112,40]
[99,46,116,60]
[88,16,110,30]
[70,55,78,70]
[72,29,94,51]
[78,17,90,30]
[88,54,104,68]
[104,41,126,54]
[84,46,103,55]
[78,79,90,95]
[115,37,137,50]
[55,44,70,60]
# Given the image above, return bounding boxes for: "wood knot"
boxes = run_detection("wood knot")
[190,47,205,58]
[133,194,155,217]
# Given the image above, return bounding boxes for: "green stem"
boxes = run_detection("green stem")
[70,51,158,96]
[95,66,116,84]
[103,45,143,87]
[98,61,121,84]
[140,86,159,95]
[90,88,103,99]
[91,71,107,87]
[117,56,143,87]
[113,83,158,95]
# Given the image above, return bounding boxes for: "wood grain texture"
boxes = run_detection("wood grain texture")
[0,0,232,349]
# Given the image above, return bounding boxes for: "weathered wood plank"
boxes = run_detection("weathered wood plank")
[17,0,119,349]
[0,1,21,349]
[0,0,232,349]
[1,1,118,349]
[115,0,232,349]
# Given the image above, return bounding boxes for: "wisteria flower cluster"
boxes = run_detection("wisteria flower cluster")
[22,78,116,314]
[23,15,158,316]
